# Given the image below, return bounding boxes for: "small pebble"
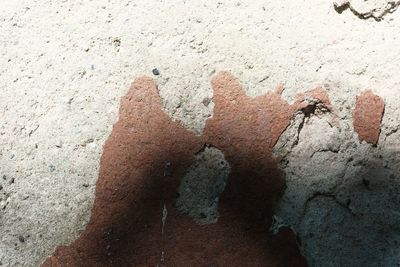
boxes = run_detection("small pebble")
[152,68,160,76]
[202,97,211,107]
[49,165,56,172]
[18,235,25,243]
[112,38,121,47]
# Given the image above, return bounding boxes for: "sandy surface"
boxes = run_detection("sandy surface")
[1,0,400,266]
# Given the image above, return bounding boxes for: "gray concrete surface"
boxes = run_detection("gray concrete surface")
[273,84,400,266]
[176,146,230,225]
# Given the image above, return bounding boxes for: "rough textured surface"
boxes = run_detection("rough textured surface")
[2,0,400,266]
[42,73,310,266]
[273,86,400,267]
[176,146,230,225]
[353,90,385,145]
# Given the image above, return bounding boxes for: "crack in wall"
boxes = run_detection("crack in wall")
[273,100,332,164]
[334,0,400,21]
[301,192,357,222]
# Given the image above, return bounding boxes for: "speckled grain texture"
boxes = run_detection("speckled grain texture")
[2,0,400,266]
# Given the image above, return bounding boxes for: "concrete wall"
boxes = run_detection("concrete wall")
[1,0,400,266]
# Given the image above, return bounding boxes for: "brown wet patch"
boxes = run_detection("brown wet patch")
[42,72,332,267]
[353,90,384,145]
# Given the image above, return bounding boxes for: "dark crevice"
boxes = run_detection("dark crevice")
[292,102,330,150]
[301,191,357,223]
[334,1,400,21]
[310,148,340,158]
